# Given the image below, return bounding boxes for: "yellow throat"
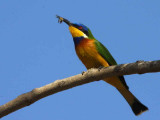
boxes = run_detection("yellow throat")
[69,26,88,38]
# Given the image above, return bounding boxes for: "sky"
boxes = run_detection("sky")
[0,0,160,120]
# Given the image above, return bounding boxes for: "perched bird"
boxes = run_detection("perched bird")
[56,15,148,116]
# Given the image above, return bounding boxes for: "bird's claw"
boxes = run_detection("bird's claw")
[81,71,85,75]
[98,66,104,71]
[136,60,144,63]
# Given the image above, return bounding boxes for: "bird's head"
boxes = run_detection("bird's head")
[56,15,95,39]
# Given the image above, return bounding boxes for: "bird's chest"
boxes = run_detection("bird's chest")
[75,39,108,69]
[76,40,96,58]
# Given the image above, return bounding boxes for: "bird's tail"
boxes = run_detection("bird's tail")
[117,86,148,115]
[104,77,148,115]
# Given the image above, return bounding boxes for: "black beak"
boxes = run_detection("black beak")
[56,15,71,26]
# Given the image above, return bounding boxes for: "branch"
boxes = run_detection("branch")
[0,60,160,118]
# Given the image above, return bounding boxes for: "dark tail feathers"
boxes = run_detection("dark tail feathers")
[131,99,148,116]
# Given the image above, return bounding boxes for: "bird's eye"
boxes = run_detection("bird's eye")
[78,26,83,30]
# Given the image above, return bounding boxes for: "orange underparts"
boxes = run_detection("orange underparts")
[75,38,122,88]
[75,38,110,69]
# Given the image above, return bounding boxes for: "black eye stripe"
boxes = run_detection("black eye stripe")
[72,24,88,36]
[73,24,79,28]
[83,30,89,36]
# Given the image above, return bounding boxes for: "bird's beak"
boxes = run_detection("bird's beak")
[57,15,88,38]
[56,15,72,26]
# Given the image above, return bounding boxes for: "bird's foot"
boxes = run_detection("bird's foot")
[136,60,144,63]
[81,71,85,75]
[98,66,104,71]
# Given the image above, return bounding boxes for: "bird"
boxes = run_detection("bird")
[56,15,148,116]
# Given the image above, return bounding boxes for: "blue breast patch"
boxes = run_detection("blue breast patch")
[73,37,85,46]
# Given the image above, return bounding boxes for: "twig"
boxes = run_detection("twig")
[0,60,160,118]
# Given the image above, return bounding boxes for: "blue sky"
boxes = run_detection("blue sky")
[0,0,160,120]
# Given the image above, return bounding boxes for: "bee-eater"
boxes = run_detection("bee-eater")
[56,15,148,116]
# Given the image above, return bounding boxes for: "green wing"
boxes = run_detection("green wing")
[94,40,117,66]
[94,40,129,89]
[87,27,118,65]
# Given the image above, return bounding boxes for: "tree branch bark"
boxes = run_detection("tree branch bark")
[0,60,160,118]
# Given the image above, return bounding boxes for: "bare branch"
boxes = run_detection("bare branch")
[0,60,160,118]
